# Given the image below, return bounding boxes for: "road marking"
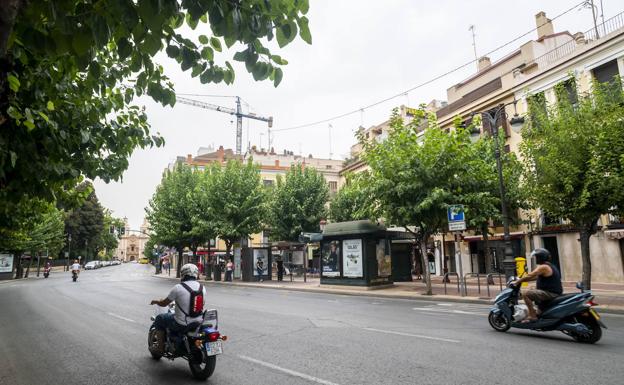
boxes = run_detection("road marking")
[363,327,460,343]
[107,312,137,323]
[238,355,341,385]
[412,307,485,316]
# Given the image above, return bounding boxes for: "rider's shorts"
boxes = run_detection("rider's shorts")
[525,289,559,303]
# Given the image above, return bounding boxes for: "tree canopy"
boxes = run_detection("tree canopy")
[269,164,329,241]
[64,182,105,261]
[0,0,311,218]
[520,79,624,289]
[329,172,376,223]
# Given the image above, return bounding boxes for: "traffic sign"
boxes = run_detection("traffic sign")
[447,205,465,222]
[448,204,466,232]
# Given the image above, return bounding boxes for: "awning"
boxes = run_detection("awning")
[463,232,526,242]
[604,229,624,240]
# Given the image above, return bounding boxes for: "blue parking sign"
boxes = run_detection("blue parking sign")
[447,205,465,222]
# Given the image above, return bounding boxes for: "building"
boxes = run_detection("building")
[432,11,624,283]
[115,218,151,262]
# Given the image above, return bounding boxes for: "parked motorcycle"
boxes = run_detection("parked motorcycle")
[148,303,226,380]
[71,271,78,282]
[488,279,606,343]
[43,266,51,278]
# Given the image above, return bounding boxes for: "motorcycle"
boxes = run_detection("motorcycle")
[71,271,78,282]
[43,266,51,278]
[488,279,607,343]
[148,303,226,380]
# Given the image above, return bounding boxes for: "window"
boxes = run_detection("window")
[592,60,620,85]
[555,78,578,105]
[325,165,333,169]
[328,181,338,192]
[263,179,274,187]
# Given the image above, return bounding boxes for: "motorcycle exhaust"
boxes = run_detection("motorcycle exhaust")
[557,323,590,336]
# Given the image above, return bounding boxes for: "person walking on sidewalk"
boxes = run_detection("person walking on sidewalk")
[256,259,264,282]
[225,259,234,281]
[276,257,284,282]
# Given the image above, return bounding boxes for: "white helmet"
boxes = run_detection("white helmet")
[181,263,199,279]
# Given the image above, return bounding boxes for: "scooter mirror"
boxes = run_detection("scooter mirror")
[575,281,585,291]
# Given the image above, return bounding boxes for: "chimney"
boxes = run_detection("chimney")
[535,11,554,40]
[186,154,193,163]
[477,56,491,72]
[217,145,224,162]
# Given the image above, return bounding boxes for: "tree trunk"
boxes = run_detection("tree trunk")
[176,249,183,278]
[0,0,21,57]
[418,235,432,295]
[579,227,593,290]
[482,224,492,273]
[225,240,232,260]
[205,243,212,280]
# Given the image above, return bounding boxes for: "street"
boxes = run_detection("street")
[1,263,623,385]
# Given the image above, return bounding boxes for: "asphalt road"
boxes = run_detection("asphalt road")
[1,263,623,385]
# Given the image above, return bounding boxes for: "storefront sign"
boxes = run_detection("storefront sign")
[342,239,363,278]
[322,241,340,277]
[0,254,13,273]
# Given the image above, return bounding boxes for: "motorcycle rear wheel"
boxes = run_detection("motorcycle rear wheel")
[189,353,216,380]
[488,311,511,332]
[572,317,602,344]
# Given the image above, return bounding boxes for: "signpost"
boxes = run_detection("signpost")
[448,205,466,296]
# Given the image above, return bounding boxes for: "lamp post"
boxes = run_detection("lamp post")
[474,101,524,280]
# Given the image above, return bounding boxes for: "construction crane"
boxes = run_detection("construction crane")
[176,96,273,155]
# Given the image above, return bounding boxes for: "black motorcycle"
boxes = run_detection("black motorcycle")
[489,280,606,343]
[148,304,226,380]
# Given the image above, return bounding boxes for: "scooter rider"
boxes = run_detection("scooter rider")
[70,259,81,275]
[150,264,207,354]
[512,248,563,322]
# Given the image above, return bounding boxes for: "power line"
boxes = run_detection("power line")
[272,0,587,133]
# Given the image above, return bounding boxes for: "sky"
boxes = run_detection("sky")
[93,0,617,230]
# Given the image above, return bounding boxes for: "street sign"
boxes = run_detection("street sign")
[447,204,466,232]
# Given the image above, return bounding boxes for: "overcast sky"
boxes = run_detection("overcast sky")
[93,0,616,230]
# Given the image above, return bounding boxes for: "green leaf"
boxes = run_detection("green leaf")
[81,130,90,144]
[117,38,132,60]
[7,74,20,92]
[166,45,180,58]
[143,33,162,56]
[198,35,209,44]
[233,50,247,62]
[210,37,222,52]
[23,120,35,131]
[72,31,92,55]
[273,68,283,87]
[9,151,17,167]
[270,54,288,65]
[38,111,50,123]
[7,106,22,120]
[200,46,214,61]
[46,101,55,111]
[297,17,312,44]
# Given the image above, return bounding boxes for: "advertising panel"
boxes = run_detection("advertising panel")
[321,241,340,277]
[292,250,304,265]
[342,239,363,278]
[0,254,13,273]
[376,240,392,277]
[253,249,268,276]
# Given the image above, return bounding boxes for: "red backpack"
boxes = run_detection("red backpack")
[180,283,204,318]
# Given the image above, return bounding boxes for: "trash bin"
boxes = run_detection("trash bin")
[515,257,528,287]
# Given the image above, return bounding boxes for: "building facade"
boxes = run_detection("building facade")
[115,218,151,262]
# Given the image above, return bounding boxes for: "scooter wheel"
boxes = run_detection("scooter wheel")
[488,310,511,332]
[573,318,602,344]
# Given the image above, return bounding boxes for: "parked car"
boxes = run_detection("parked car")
[85,261,97,270]
[111,260,121,266]
[94,261,103,269]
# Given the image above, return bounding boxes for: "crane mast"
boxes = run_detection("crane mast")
[176,96,273,155]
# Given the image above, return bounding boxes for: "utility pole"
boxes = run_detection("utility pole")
[469,25,478,70]
[328,124,333,159]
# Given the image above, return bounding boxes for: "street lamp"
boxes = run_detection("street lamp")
[319,219,327,232]
[472,100,525,280]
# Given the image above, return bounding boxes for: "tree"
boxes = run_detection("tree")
[207,160,266,257]
[520,80,624,289]
[64,182,105,262]
[146,164,202,278]
[1,0,312,218]
[94,211,123,259]
[269,164,329,241]
[329,172,376,222]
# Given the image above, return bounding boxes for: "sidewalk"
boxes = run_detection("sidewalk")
[154,272,624,314]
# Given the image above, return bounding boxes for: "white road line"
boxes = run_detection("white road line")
[238,355,341,385]
[363,327,461,343]
[412,307,485,316]
[107,312,137,323]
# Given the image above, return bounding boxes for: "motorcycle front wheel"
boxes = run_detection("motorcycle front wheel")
[147,327,163,360]
[189,352,216,380]
[488,310,511,332]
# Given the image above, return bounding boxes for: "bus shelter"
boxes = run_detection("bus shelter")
[320,220,392,287]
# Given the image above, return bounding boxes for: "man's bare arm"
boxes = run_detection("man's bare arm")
[514,265,548,284]
[150,298,172,307]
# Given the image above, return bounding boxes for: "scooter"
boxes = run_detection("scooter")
[488,279,607,343]
[71,271,78,282]
[43,266,51,278]
[148,303,226,380]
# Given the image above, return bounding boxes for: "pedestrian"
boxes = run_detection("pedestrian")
[256,259,264,282]
[225,259,234,282]
[276,257,284,282]
[414,261,422,281]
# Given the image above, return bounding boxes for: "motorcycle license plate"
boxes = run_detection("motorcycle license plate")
[589,308,600,321]
[205,341,223,356]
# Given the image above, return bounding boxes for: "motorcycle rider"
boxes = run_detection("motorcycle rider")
[512,248,563,322]
[70,259,81,275]
[150,263,207,354]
